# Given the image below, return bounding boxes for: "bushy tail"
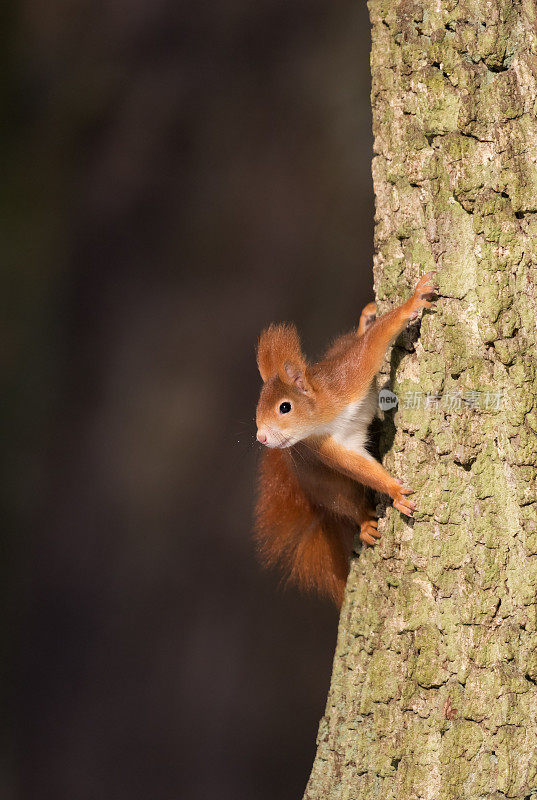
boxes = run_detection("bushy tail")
[254,449,354,607]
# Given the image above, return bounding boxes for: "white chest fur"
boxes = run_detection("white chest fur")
[322,386,377,456]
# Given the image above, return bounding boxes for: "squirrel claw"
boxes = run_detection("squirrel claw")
[415,272,439,298]
[393,498,417,516]
[393,482,416,516]
[408,273,439,320]
[360,518,380,547]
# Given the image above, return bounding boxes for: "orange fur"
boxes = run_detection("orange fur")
[257,323,309,388]
[254,273,439,606]
[255,448,356,606]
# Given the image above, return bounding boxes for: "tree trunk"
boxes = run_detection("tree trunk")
[304,1,537,798]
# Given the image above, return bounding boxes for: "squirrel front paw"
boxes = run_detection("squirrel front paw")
[408,271,439,320]
[391,480,416,516]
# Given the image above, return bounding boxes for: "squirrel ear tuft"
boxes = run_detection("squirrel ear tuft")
[257,323,308,385]
[256,325,278,381]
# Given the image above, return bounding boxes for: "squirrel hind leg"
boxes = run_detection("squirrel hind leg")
[357,301,377,336]
[357,498,380,547]
[359,517,380,546]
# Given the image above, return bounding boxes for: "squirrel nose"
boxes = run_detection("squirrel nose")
[257,430,267,444]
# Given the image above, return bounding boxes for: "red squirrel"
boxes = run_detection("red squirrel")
[254,272,438,607]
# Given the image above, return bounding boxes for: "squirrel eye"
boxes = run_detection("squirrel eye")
[279,401,292,414]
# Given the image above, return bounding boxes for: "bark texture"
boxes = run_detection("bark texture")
[304,1,537,798]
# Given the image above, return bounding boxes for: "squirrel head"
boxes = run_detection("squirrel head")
[255,323,317,448]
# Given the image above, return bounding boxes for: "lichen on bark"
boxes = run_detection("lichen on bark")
[304,1,537,798]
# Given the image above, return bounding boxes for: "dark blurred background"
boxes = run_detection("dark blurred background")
[4,1,373,798]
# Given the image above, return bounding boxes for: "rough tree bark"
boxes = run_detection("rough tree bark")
[304,1,537,798]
